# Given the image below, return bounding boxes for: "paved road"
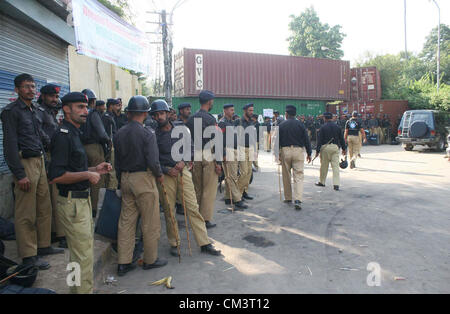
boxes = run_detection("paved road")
[97,144,450,294]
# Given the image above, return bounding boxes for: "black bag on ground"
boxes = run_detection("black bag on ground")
[95,189,122,240]
[0,284,56,294]
[0,217,15,241]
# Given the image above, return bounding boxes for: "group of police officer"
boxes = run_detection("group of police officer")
[1,72,368,294]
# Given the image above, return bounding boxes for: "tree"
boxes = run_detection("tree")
[287,7,346,59]
[420,24,450,85]
[98,0,132,22]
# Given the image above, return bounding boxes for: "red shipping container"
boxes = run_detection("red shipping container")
[174,48,350,101]
[350,67,382,102]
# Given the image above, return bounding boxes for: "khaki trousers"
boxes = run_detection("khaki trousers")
[105,146,118,190]
[118,171,160,265]
[13,156,52,258]
[263,131,271,151]
[280,146,305,202]
[237,147,253,195]
[223,149,242,203]
[347,135,361,162]
[319,144,340,186]
[56,193,93,294]
[192,159,218,222]
[158,168,210,248]
[84,143,105,211]
[46,152,64,238]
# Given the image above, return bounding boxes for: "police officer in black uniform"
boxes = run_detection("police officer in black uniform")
[114,98,128,130]
[103,99,118,139]
[177,102,191,125]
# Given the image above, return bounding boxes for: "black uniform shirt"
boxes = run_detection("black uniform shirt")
[38,104,59,147]
[218,116,238,151]
[114,120,162,180]
[81,109,110,145]
[317,121,347,154]
[114,112,128,130]
[186,109,218,149]
[278,118,312,156]
[48,120,89,193]
[102,111,117,138]
[345,118,362,136]
[144,116,158,130]
[0,98,49,180]
[236,116,257,148]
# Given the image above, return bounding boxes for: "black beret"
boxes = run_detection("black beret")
[243,103,254,110]
[323,112,333,119]
[107,98,120,106]
[199,90,215,102]
[286,105,297,115]
[96,100,105,107]
[40,84,61,94]
[61,92,88,106]
[178,102,191,110]
[274,110,279,114]
[223,103,234,109]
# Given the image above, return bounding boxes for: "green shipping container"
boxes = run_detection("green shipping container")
[172,97,326,117]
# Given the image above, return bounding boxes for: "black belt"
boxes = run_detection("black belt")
[122,169,147,173]
[20,150,43,159]
[59,190,90,199]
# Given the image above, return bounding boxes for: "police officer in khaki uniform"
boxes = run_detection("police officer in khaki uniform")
[152,100,221,256]
[278,105,312,210]
[186,90,222,229]
[1,74,62,270]
[48,92,112,294]
[218,104,248,210]
[81,89,110,216]
[345,111,367,169]
[37,84,67,249]
[315,112,347,191]
[114,96,167,276]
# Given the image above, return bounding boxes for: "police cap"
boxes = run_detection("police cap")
[96,100,105,107]
[107,98,120,106]
[178,102,191,110]
[40,84,61,95]
[323,112,333,119]
[126,95,150,112]
[199,90,215,104]
[286,105,296,115]
[223,103,234,109]
[150,99,170,114]
[61,92,88,106]
[243,103,254,110]
[274,110,280,114]
[81,89,97,100]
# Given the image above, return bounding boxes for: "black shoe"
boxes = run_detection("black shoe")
[22,256,51,270]
[224,199,232,205]
[233,201,248,210]
[242,192,254,200]
[283,200,292,203]
[169,246,179,257]
[200,244,221,256]
[37,246,64,256]
[58,237,68,249]
[143,258,168,270]
[315,182,325,187]
[350,160,355,169]
[92,210,97,218]
[294,200,302,211]
[205,221,217,229]
[117,263,136,276]
[334,185,340,191]
[176,203,184,215]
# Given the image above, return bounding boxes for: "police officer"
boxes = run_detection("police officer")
[382,114,391,144]
[37,84,67,249]
[278,105,312,210]
[186,90,222,229]
[177,102,191,125]
[236,103,257,201]
[262,116,272,152]
[81,89,96,111]
[152,100,221,256]
[0,74,58,270]
[273,110,284,126]
[345,111,367,169]
[114,96,167,276]
[48,92,112,293]
[315,112,347,191]
[81,89,110,216]
[218,104,247,210]
[102,99,119,190]
[113,98,128,130]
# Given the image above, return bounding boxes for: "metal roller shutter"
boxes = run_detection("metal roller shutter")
[0,12,70,173]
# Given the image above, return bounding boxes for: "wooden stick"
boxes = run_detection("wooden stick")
[179,171,192,256]
[160,181,181,263]
[0,264,34,285]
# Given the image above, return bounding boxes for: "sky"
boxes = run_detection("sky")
[129,0,449,76]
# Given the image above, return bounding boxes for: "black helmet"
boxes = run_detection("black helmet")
[81,89,97,101]
[150,99,170,114]
[126,96,150,112]
[6,264,39,287]
[340,156,348,169]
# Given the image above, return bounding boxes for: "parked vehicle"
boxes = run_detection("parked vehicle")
[397,110,450,152]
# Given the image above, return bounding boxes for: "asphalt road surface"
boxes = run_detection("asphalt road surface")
[97,144,450,294]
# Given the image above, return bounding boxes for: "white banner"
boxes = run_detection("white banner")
[263,109,274,118]
[72,0,151,74]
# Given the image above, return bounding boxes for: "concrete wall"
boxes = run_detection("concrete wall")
[68,46,142,104]
[0,173,14,219]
